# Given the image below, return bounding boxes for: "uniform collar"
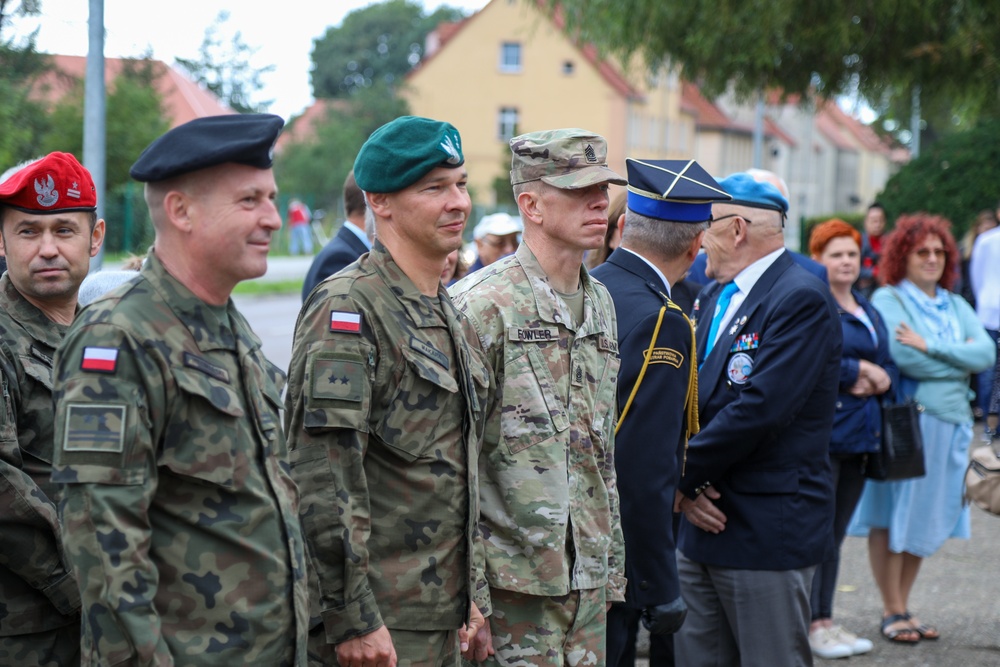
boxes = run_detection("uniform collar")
[369,240,448,328]
[0,273,69,349]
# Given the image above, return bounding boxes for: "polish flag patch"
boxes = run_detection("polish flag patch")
[81,346,119,373]
[330,311,362,334]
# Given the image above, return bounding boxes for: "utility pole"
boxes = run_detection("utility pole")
[85,0,106,271]
[910,85,921,159]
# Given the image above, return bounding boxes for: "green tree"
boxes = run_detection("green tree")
[175,10,273,113]
[546,1,1000,127]
[276,82,408,208]
[877,118,1000,238]
[311,0,466,99]
[0,0,51,169]
[41,58,168,193]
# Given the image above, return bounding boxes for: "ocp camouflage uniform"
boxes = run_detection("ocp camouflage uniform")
[51,251,309,666]
[0,275,80,666]
[285,241,489,662]
[450,242,625,664]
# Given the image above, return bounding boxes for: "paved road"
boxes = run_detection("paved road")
[238,291,1000,667]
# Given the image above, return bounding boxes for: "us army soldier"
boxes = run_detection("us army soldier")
[51,115,309,666]
[450,129,627,665]
[0,152,105,666]
[285,116,489,666]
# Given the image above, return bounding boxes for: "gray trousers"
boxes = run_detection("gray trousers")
[675,553,815,667]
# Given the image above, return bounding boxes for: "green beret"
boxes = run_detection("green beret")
[353,116,464,193]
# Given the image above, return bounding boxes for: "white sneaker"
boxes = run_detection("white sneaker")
[809,627,852,660]
[830,625,874,655]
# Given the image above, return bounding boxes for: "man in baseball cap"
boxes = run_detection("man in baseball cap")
[469,212,522,272]
[0,151,105,664]
[451,128,627,664]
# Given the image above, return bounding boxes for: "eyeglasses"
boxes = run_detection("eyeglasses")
[915,248,946,259]
[709,213,753,227]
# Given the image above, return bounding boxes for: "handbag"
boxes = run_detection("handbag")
[863,399,926,481]
[965,441,1000,515]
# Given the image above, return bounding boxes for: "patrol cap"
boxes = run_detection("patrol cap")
[719,172,789,216]
[625,158,731,222]
[0,152,97,214]
[353,116,464,193]
[129,113,284,182]
[509,128,626,190]
[473,212,522,240]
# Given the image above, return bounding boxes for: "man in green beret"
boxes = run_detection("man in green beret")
[285,115,491,666]
[451,128,627,665]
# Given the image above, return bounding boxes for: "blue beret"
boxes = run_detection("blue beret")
[130,114,284,182]
[625,158,730,222]
[719,172,789,215]
[354,116,464,193]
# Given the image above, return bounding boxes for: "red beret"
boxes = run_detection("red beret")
[0,152,97,214]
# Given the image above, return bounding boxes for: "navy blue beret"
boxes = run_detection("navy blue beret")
[719,172,789,215]
[130,114,284,182]
[354,116,464,193]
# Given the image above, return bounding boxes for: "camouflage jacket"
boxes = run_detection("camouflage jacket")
[0,275,81,636]
[51,252,309,666]
[285,241,490,644]
[450,243,626,604]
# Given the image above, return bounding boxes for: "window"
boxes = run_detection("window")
[500,42,522,73]
[562,60,575,75]
[498,107,519,141]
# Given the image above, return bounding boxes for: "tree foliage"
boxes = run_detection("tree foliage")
[42,58,168,193]
[0,0,51,169]
[877,118,1000,238]
[276,82,408,208]
[546,0,1000,124]
[310,0,466,99]
[175,10,273,113]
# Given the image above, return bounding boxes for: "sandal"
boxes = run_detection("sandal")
[881,614,920,644]
[904,612,940,640]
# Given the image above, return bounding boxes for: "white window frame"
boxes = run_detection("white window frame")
[500,42,522,73]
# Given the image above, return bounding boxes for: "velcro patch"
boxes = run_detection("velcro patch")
[81,346,118,373]
[598,336,618,354]
[330,311,362,334]
[183,352,231,383]
[63,404,126,452]
[643,347,683,368]
[410,336,449,369]
[508,326,559,343]
[311,358,365,402]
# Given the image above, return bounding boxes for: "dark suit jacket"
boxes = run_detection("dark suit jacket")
[592,249,694,609]
[301,224,369,301]
[678,251,841,570]
[687,249,828,287]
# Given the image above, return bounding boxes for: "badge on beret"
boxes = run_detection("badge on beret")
[727,352,753,385]
[330,311,362,334]
[440,134,462,165]
[81,347,118,373]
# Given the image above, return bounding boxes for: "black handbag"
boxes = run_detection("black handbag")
[864,399,926,481]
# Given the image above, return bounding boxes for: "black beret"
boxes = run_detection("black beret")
[130,114,284,182]
[353,116,464,193]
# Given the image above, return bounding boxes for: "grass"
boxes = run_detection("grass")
[232,278,303,296]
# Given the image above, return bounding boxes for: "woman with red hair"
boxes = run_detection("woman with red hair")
[848,213,995,644]
[806,220,896,658]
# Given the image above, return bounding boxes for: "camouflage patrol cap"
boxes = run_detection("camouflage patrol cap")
[354,116,464,193]
[509,128,626,190]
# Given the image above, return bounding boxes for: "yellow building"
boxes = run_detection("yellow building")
[403,0,695,206]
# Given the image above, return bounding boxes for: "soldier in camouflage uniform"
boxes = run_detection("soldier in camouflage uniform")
[450,129,628,665]
[51,115,309,666]
[0,152,106,666]
[285,116,490,667]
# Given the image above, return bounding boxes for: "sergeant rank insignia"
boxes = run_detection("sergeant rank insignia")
[330,311,362,334]
[80,346,118,373]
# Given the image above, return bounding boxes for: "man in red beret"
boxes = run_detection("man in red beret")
[0,151,106,665]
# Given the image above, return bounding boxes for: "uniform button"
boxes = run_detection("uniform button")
[639,580,650,591]
[836,401,843,409]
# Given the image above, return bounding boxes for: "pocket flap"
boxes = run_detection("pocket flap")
[401,345,458,394]
[20,355,54,390]
[173,367,245,417]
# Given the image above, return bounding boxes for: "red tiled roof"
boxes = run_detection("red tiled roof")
[32,55,233,127]
[681,81,795,146]
[815,111,856,151]
[276,98,350,151]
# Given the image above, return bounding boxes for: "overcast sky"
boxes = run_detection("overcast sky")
[8,0,489,120]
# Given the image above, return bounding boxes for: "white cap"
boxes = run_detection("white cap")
[473,212,523,241]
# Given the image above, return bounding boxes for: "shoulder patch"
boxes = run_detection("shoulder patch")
[643,347,683,368]
[311,357,365,402]
[183,351,231,383]
[80,346,118,373]
[63,403,126,452]
[330,311,362,334]
[598,335,618,354]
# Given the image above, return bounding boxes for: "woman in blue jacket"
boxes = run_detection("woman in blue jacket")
[849,213,996,645]
[807,220,897,659]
